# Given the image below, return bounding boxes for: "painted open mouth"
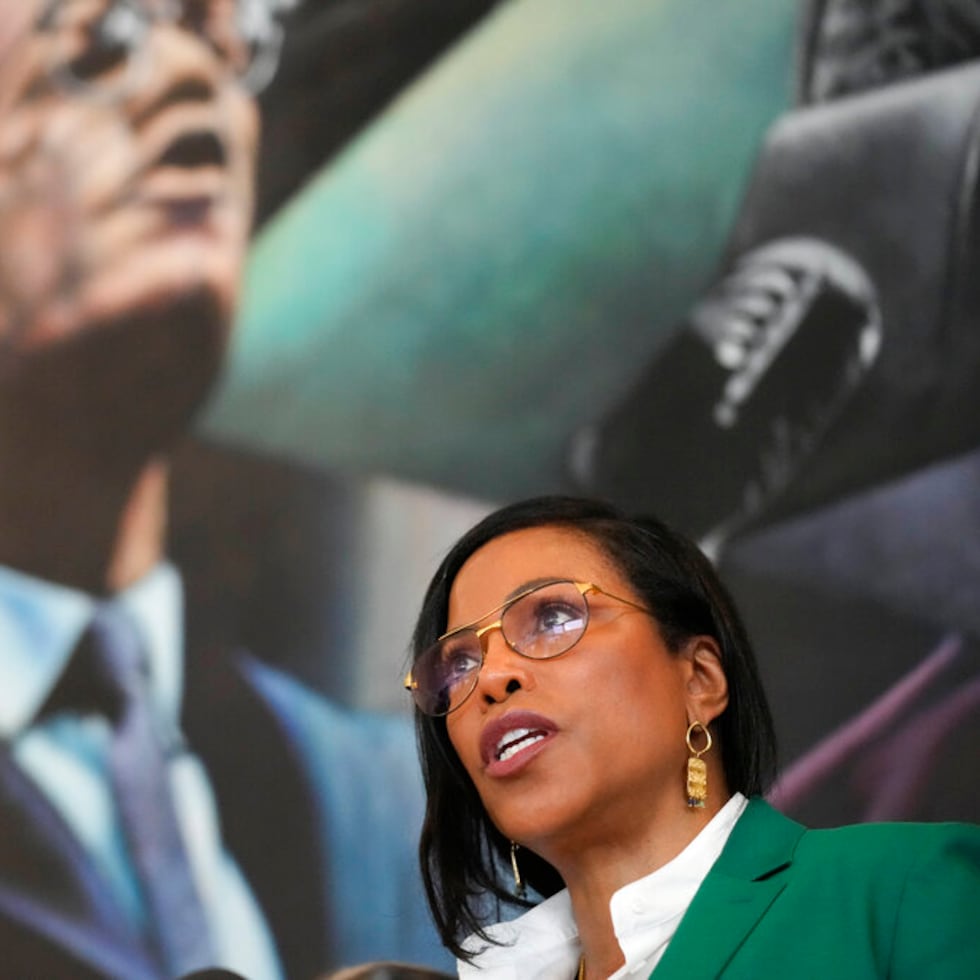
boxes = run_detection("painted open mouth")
[157,130,227,169]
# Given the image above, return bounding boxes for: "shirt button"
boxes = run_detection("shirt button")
[630,899,645,916]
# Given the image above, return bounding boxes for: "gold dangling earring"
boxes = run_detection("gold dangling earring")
[685,721,712,808]
[510,841,527,900]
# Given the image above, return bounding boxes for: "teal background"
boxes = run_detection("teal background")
[202,0,796,499]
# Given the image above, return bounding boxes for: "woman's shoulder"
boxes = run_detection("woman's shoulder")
[707,803,980,973]
[801,815,980,851]
[792,811,980,888]
[739,798,980,879]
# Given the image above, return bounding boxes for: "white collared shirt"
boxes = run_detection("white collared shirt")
[0,562,284,980]
[459,793,749,980]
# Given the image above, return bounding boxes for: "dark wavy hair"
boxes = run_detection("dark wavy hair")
[410,496,777,960]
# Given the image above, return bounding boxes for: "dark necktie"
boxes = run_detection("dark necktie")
[81,602,215,977]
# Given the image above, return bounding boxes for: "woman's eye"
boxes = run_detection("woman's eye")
[534,602,583,634]
[441,642,480,679]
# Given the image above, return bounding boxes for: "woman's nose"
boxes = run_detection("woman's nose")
[474,630,534,707]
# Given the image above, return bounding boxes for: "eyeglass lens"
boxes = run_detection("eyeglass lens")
[411,581,590,716]
[40,0,287,94]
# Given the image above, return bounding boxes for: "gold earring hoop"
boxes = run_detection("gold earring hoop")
[510,841,527,900]
[685,721,712,808]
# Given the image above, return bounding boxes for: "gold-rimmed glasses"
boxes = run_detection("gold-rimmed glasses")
[405,579,650,717]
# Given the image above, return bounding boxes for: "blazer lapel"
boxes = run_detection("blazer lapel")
[0,746,161,980]
[652,799,805,979]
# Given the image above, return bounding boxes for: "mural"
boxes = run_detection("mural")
[0,0,977,978]
[0,2,447,978]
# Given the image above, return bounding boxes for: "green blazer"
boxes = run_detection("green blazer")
[652,799,980,979]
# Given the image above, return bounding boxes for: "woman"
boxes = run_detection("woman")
[405,496,980,979]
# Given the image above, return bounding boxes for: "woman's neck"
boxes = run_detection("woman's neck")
[554,793,730,980]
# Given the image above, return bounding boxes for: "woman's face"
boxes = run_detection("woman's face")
[444,525,711,860]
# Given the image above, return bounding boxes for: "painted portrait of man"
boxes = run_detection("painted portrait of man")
[0,3,444,977]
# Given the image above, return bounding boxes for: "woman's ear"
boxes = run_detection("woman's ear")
[682,635,729,725]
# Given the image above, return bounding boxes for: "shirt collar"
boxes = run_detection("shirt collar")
[609,792,748,967]
[0,562,184,738]
[460,793,749,980]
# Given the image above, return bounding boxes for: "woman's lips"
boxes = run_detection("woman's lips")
[480,710,558,777]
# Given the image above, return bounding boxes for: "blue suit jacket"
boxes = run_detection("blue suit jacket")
[652,798,980,978]
[0,648,448,979]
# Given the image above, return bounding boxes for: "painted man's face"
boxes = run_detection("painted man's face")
[0,0,263,353]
